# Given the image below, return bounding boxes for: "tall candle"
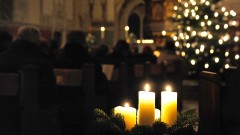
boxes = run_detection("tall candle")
[114,103,136,130]
[125,26,129,40]
[137,108,160,124]
[138,83,155,126]
[100,26,105,40]
[161,85,177,126]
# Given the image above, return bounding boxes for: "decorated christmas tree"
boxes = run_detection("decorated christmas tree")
[172,0,239,76]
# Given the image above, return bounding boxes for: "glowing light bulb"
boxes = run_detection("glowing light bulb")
[177,15,182,19]
[214,12,219,17]
[184,3,188,7]
[201,22,205,27]
[195,49,200,54]
[186,43,191,48]
[232,21,237,26]
[205,1,210,6]
[192,1,196,5]
[201,31,208,37]
[125,102,130,107]
[215,25,220,30]
[173,36,178,41]
[187,26,191,31]
[230,10,236,16]
[201,0,206,3]
[208,34,213,39]
[195,6,198,11]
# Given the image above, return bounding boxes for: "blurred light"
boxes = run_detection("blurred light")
[195,49,200,54]
[205,1,210,6]
[235,54,240,60]
[162,31,167,36]
[177,15,182,19]
[225,64,230,69]
[208,34,213,39]
[173,36,178,41]
[201,0,206,3]
[222,7,226,12]
[195,6,198,11]
[204,15,208,20]
[230,10,237,16]
[215,25,220,30]
[225,52,229,57]
[174,6,178,10]
[200,44,205,52]
[141,39,154,44]
[207,20,212,26]
[187,26,191,31]
[234,36,239,42]
[191,59,196,65]
[192,1,196,5]
[215,57,220,63]
[185,35,190,40]
[219,39,223,45]
[186,43,191,48]
[196,15,200,20]
[231,21,237,26]
[192,31,197,36]
[175,41,180,47]
[204,63,209,69]
[224,24,228,29]
[184,3,188,7]
[201,31,208,37]
[153,51,160,57]
[125,26,129,31]
[201,22,205,27]
[210,49,214,54]
[100,26,105,31]
[224,12,229,16]
[214,12,219,17]
[181,52,186,57]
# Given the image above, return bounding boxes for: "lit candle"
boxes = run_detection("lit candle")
[161,85,177,126]
[125,26,129,40]
[100,26,105,40]
[155,108,161,120]
[138,83,155,126]
[114,103,136,130]
[137,108,160,124]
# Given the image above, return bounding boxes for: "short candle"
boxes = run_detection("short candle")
[161,85,177,126]
[114,103,136,130]
[138,83,155,126]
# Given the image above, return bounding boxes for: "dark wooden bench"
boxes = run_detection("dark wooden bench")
[54,64,95,135]
[0,65,58,135]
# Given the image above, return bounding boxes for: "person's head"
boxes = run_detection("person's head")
[95,44,109,57]
[67,31,86,45]
[16,25,41,45]
[165,39,175,52]
[0,30,12,44]
[113,40,132,56]
[142,45,153,55]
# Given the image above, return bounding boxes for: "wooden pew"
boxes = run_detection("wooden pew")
[54,64,95,135]
[0,65,58,135]
[199,71,221,135]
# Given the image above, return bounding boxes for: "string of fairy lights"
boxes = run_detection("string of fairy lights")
[171,0,239,75]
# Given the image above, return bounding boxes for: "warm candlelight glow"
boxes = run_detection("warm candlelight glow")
[166,85,172,92]
[125,102,130,108]
[100,26,105,31]
[125,26,129,31]
[144,83,150,92]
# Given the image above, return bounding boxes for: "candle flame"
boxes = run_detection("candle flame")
[124,102,129,107]
[144,83,150,92]
[166,85,172,92]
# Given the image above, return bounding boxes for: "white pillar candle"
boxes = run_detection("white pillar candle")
[114,103,136,130]
[125,26,129,40]
[138,84,155,126]
[161,85,177,126]
[100,26,105,40]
